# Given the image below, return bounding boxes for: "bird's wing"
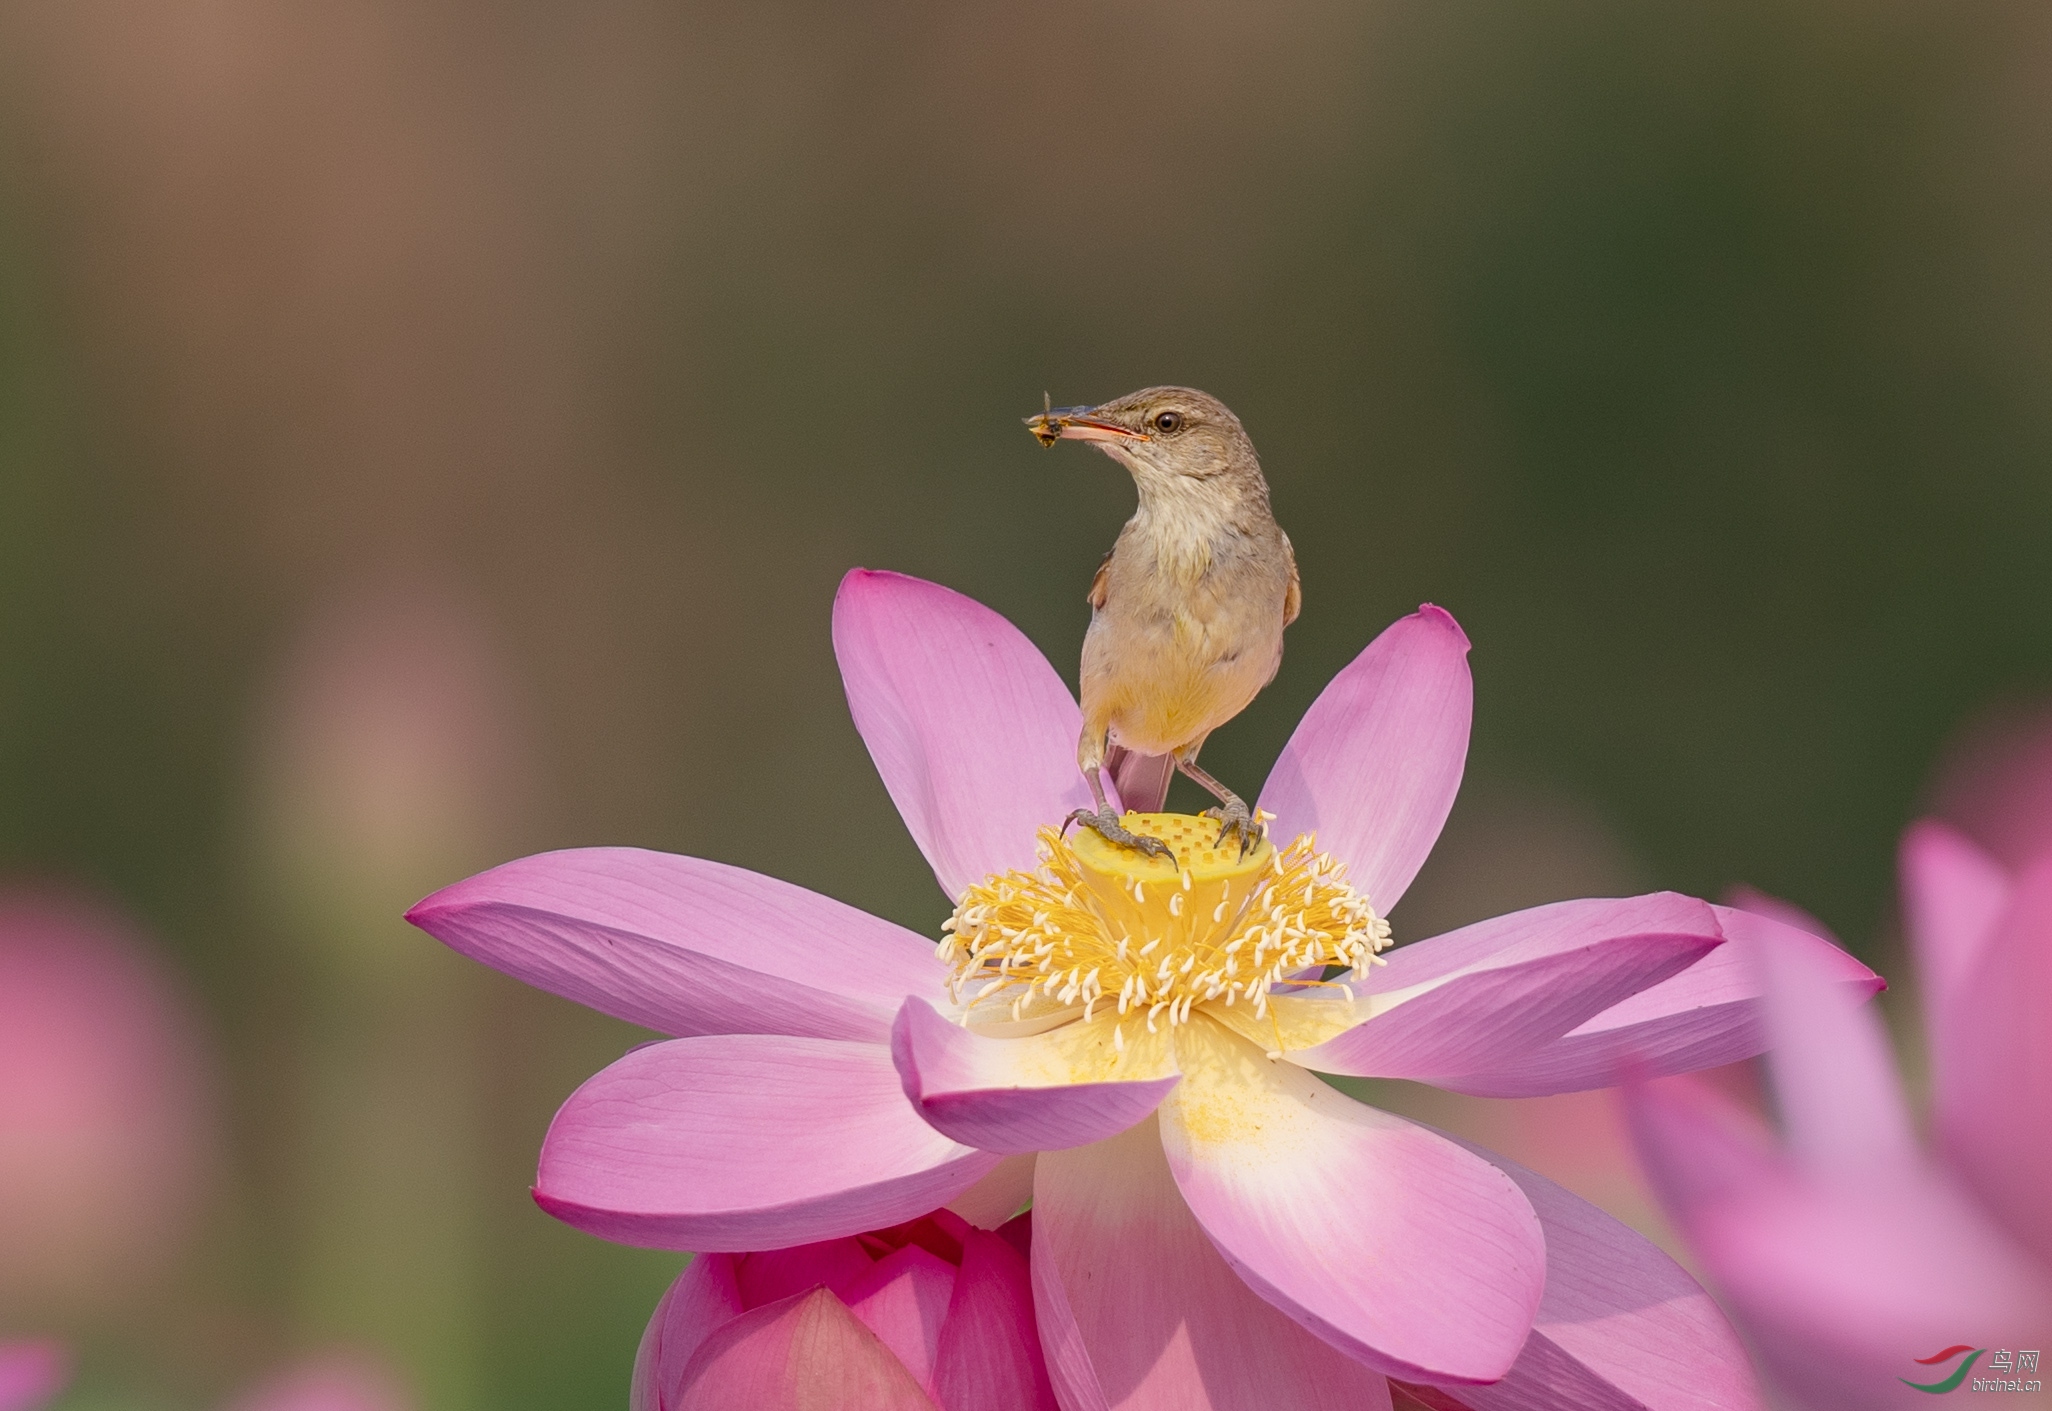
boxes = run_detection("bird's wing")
[1107,744,1174,814]
[1087,550,1111,610]
[1282,534,1302,626]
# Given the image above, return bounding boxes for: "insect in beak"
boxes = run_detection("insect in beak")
[1023,392,1150,447]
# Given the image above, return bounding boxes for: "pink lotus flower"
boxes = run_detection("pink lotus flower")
[0,1341,66,1411]
[409,570,1879,1409]
[632,1206,1052,1410]
[1627,827,2052,1410]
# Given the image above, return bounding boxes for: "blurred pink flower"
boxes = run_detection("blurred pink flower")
[0,1343,409,1411]
[0,1340,67,1411]
[1627,827,2052,1410]
[410,570,1878,1409]
[0,890,214,1311]
[244,580,536,1411]
[222,1354,411,1411]
[632,1207,1052,1411]
[248,578,531,912]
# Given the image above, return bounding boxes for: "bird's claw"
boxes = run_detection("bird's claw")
[1065,807,1178,866]
[1202,799,1263,859]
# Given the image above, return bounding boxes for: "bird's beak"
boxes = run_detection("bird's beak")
[1059,415,1150,444]
[1024,404,1150,448]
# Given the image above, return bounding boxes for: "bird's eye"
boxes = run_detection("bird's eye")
[1153,411,1183,434]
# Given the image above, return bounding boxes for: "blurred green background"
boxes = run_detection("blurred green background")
[1,0,2048,1406]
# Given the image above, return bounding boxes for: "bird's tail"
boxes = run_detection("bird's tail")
[1107,745,1174,814]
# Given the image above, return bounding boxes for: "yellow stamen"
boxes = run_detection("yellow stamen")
[938,813,1393,1041]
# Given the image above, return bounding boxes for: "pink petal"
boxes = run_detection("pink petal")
[1444,904,1882,1097]
[1623,1073,1780,1221]
[1627,1076,2052,1411]
[1899,819,2016,1157]
[1697,1173,2052,1411]
[535,1035,1000,1251]
[944,1153,1037,1229]
[1159,1021,1543,1383]
[1294,894,1720,1082]
[1428,1138,1763,1411]
[0,1341,67,1411]
[996,1208,1033,1262]
[407,848,946,1043]
[672,1287,938,1411]
[1032,1117,1395,1411]
[891,998,1179,1153]
[736,1239,878,1307]
[1900,820,2009,1024]
[844,1245,957,1398]
[1028,1240,1111,1411]
[932,1227,1059,1411]
[1754,909,1916,1176]
[1258,606,1471,913]
[833,570,1097,900]
[634,1256,744,1411]
[1722,884,1838,945]
[1937,853,2052,1265]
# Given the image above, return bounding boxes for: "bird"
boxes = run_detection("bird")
[1025,386,1299,860]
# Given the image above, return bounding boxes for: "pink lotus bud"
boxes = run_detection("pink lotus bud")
[0,1340,67,1411]
[632,1209,1054,1411]
[0,892,214,1312]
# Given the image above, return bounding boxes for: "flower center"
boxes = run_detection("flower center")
[939,812,1391,1041]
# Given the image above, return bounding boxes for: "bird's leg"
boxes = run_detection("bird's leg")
[1065,741,1177,865]
[1064,766,1178,865]
[1174,750,1262,857]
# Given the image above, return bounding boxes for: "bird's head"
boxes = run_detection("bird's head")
[1025,386,1261,492]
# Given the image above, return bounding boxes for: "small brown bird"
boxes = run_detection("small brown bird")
[1025,386,1299,859]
